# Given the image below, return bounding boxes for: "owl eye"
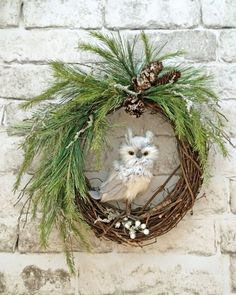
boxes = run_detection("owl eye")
[143,151,149,156]
[128,151,134,155]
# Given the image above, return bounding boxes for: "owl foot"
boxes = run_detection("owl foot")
[126,200,132,216]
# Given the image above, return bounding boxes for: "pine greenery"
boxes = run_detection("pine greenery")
[14,31,229,273]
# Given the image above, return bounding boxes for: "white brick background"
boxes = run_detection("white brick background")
[0,0,236,294]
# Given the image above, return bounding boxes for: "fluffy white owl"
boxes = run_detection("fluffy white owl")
[89,128,158,212]
[89,129,158,213]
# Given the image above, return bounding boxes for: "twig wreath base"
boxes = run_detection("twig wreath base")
[77,102,203,245]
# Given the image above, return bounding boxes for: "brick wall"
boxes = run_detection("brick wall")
[0,0,236,294]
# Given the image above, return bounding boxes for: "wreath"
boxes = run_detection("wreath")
[14,32,230,272]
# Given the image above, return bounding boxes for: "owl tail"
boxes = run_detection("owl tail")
[88,190,101,200]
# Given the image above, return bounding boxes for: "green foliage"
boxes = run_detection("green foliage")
[145,66,228,168]
[14,31,229,273]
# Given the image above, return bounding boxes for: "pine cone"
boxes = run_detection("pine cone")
[123,96,145,118]
[133,61,163,92]
[155,70,181,86]
[141,61,163,84]
[146,61,163,77]
[133,76,152,92]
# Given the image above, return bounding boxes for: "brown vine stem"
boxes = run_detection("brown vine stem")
[179,140,202,172]
[138,165,181,214]
[179,147,195,206]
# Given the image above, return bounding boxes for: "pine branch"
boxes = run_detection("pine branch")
[113,84,139,96]
[140,31,153,64]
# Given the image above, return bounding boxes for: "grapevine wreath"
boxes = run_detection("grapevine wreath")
[15,32,230,271]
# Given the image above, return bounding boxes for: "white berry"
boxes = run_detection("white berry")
[135,220,141,227]
[130,232,136,239]
[115,222,121,228]
[143,229,150,235]
[124,221,132,229]
[140,223,146,229]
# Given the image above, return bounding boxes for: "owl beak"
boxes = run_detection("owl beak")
[136,150,142,158]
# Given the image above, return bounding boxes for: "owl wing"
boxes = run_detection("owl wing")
[100,170,127,203]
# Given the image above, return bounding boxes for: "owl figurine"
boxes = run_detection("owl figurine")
[89,128,159,214]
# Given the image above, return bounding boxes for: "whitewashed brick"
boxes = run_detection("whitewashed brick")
[108,108,175,137]
[0,253,227,295]
[0,1,235,293]
[208,139,236,177]
[220,218,236,253]
[219,30,236,62]
[117,217,216,256]
[210,65,236,99]
[0,65,52,99]
[231,256,236,292]
[164,31,216,62]
[18,217,63,253]
[0,253,75,295]
[194,176,230,215]
[202,0,236,28]
[155,30,216,61]
[153,136,179,175]
[3,100,32,132]
[124,30,217,62]
[231,179,236,214]
[18,216,114,253]
[0,0,21,27]
[0,99,36,135]
[0,29,80,63]
[220,100,236,137]
[194,64,220,98]
[0,216,17,252]
[0,173,20,217]
[76,254,225,295]
[0,98,7,132]
[105,0,200,29]
[215,65,236,98]
[0,132,24,173]
[23,0,103,28]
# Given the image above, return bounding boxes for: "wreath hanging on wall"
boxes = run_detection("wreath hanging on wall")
[14,31,230,272]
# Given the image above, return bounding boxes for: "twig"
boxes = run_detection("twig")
[114,84,140,97]
[139,165,180,213]
[14,176,33,206]
[66,114,93,149]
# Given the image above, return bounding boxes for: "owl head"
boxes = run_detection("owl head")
[120,128,159,166]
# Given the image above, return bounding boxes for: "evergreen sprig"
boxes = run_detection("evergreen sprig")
[14,31,229,273]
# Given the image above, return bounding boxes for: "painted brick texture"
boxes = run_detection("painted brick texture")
[0,0,236,294]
